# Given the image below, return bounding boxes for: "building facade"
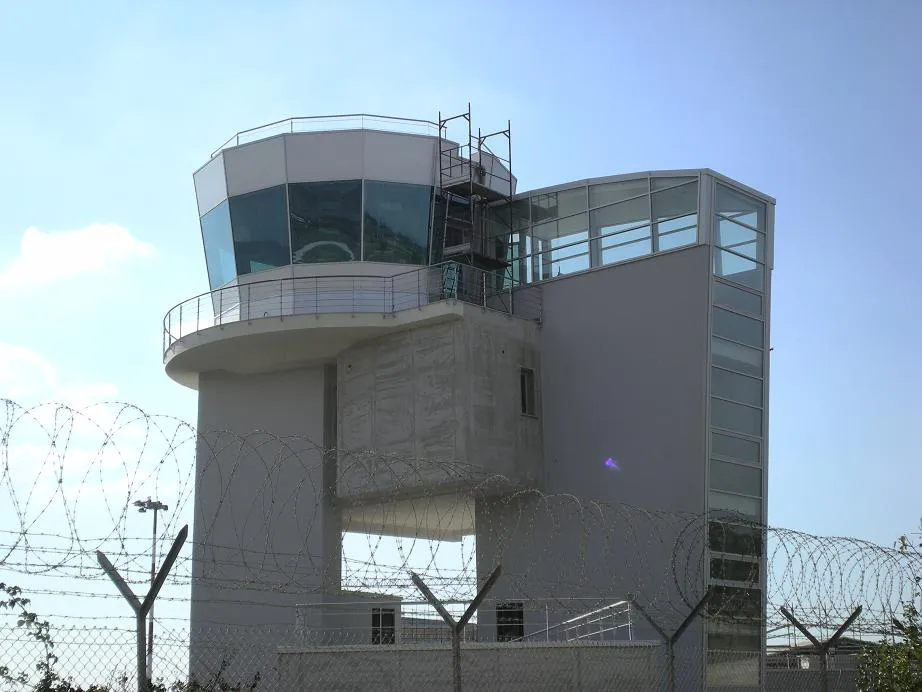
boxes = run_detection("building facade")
[164,112,774,689]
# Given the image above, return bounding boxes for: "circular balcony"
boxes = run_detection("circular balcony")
[162,263,541,389]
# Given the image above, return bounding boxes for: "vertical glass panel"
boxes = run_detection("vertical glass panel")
[714,249,764,290]
[710,490,762,522]
[652,181,697,221]
[716,183,766,231]
[658,227,697,251]
[711,367,763,407]
[708,586,762,620]
[530,192,557,223]
[709,522,762,556]
[713,281,762,316]
[289,181,362,264]
[656,214,697,235]
[710,459,762,497]
[591,195,650,237]
[710,557,760,582]
[602,232,652,265]
[707,625,762,652]
[556,187,587,217]
[363,181,432,265]
[711,432,760,465]
[712,337,763,377]
[589,178,648,208]
[200,200,236,289]
[228,185,290,275]
[652,175,696,190]
[716,218,764,261]
[712,398,763,436]
[549,231,590,276]
[713,307,764,348]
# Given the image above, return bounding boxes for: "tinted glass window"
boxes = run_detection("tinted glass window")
[710,490,762,522]
[711,367,763,407]
[712,397,763,436]
[710,557,760,583]
[589,178,648,208]
[364,181,433,265]
[712,337,763,377]
[713,281,762,316]
[714,249,764,290]
[228,185,290,275]
[709,522,762,555]
[713,307,764,348]
[716,183,766,231]
[711,432,760,465]
[289,181,362,264]
[652,181,697,222]
[200,200,236,289]
[710,459,762,496]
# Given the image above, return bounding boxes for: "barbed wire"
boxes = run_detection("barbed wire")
[2,398,920,639]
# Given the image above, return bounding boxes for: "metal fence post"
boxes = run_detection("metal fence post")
[97,526,188,692]
[410,565,502,692]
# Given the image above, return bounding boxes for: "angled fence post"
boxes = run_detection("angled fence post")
[411,565,502,692]
[97,525,188,692]
[779,605,862,692]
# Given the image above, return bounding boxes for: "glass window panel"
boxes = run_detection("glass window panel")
[710,557,760,583]
[708,631,761,653]
[591,195,650,234]
[713,281,762,316]
[363,181,432,265]
[200,200,236,289]
[533,219,557,241]
[711,337,763,377]
[228,185,290,275]
[549,231,589,276]
[709,522,762,556]
[652,175,696,190]
[558,212,589,236]
[712,432,760,465]
[712,398,763,436]
[557,187,587,217]
[589,178,648,208]
[710,459,762,497]
[658,227,697,251]
[652,181,698,222]
[530,192,557,223]
[716,183,766,231]
[708,585,762,620]
[601,225,650,247]
[714,249,764,290]
[602,236,652,265]
[657,213,697,235]
[710,490,762,522]
[713,307,763,348]
[289,181,361,264]
[712,367,762,407]
[716,218,764,261]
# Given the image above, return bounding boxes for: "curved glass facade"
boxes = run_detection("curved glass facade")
[200,180,435,286]
[498,175,699,287]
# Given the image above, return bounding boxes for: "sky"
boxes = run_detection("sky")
[1,0,921,593]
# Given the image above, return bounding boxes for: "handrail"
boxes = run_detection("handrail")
[211,114,442,158]
[162,262,542,359]
[512,601,632,643]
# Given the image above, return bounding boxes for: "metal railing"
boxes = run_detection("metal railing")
[162,262,542,358]
[514,600,634,643]
[211,114,441,157]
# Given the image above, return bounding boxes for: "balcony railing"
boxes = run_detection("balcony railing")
[211,114,441,158]
[162,262,541,358]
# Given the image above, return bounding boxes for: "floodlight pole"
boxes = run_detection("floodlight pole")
[98,524,187,692]
[134,498,168,679]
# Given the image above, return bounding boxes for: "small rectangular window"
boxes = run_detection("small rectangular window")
[520,368,537,416]
[371,607,396,645]
[497,602,525,642]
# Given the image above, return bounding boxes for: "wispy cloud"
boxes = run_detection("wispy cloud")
[0,342,118,405]
[0,223,155,296]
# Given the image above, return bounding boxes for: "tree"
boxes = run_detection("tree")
[857,521,922,691]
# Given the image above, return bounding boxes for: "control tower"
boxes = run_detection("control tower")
[164,109,774,690]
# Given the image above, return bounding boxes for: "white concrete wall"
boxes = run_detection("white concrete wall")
[277,641,661,691]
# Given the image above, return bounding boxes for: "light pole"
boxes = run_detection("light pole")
[134,497,167,681]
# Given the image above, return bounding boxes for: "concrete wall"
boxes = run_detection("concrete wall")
[474,247,712,686]
[192,367,341,680]
[277,642,661,691]
[336,309,543,508]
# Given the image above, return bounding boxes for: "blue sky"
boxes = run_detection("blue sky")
[1,0,921,560]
